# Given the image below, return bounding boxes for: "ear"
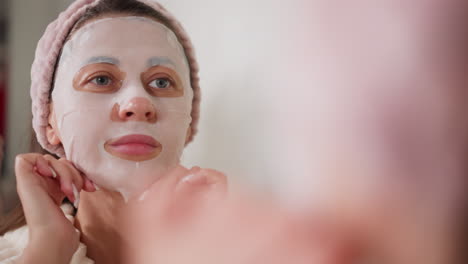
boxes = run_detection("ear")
[46,103,62,146]
[185,125,192,145]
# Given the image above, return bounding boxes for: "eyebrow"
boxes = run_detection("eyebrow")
[147,56,176,68]
[84,56,120,66]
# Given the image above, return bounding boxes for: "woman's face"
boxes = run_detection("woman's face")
[48,16,193,200]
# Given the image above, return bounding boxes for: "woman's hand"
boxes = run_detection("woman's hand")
[124,167,351,264]
[14,153,96,264]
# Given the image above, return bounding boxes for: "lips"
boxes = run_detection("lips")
[104,134,162,161]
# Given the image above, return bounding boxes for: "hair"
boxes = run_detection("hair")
[0,0,186,236]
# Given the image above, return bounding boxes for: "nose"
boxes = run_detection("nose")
[118,97,157,123]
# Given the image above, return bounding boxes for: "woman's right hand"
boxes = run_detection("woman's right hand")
[14,153,96,264]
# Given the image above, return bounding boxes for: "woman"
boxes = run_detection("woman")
[0,0,227,263]
[2,0,466,263]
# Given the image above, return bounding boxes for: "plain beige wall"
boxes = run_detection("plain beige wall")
[3,0,73,204]
[160,0,282,189]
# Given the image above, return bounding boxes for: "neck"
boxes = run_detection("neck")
[74,164,190,263]
[75,189,131,264]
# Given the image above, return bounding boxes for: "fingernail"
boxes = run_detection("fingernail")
[181,174,196,183]
[49,166,57,178]
[176,174,195,192]
[72,184,80,209]
[190,166,201,174]
[138,190,149,202]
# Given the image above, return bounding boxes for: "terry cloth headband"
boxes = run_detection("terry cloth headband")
[30,0,201,157]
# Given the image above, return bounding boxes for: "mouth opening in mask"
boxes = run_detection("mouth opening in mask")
[104,134,163,162]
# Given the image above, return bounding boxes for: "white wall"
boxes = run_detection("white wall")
[159,0,283,189]
[3,0,71,203]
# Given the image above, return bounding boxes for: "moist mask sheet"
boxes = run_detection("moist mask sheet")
[52,17,193,201]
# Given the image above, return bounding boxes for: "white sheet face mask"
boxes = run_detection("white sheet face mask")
[52,17,193,200]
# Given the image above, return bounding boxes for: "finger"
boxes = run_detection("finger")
[15,154,65,227]
[83,177,97,192]
[45,155,83,192]
[15,154,50,186]
[176,168,228,200]
[43,155,79,204]
[16,154,65,206]
[133,165,192,217]
[34,155,56,178]
[58,158,84,191]
[166,168,228,223]
[147,165,192,200]
[196,168,227,194]
[36,157,73,205]
[61,160,96,192]
[61,158,97,193]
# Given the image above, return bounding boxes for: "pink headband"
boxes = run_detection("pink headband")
[30,0,201,156]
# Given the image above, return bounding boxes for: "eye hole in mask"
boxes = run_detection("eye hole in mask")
[73,63,185,98]
[92,76,113,86]
[73,63,125,93]
[149,78,171,89]
[141,65,184,98]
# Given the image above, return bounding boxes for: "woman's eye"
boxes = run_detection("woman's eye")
[91,76,112,86]
[149,78,171,89]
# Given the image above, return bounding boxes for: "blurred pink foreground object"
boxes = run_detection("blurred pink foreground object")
[124,0,468,263]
